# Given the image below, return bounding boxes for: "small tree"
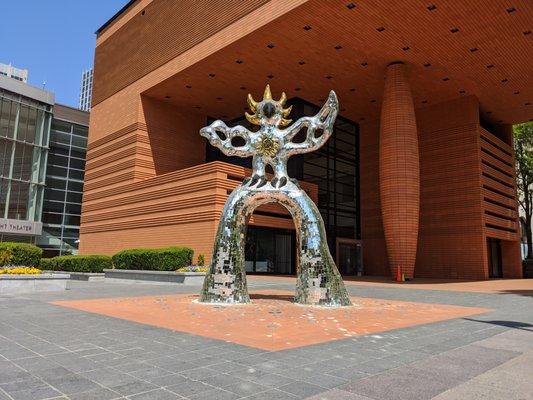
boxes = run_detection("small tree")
[514,122,533,259]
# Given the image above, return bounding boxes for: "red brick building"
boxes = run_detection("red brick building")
[80,0,532,279]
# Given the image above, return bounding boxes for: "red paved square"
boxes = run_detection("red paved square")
[52,290,490,351]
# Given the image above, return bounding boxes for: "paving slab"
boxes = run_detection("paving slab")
[433,350,533,400]
[0,279,531,400]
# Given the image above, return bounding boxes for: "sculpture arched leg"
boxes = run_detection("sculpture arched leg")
[200,182,351,307]
[286,185,351,306]
[199,188,250,303]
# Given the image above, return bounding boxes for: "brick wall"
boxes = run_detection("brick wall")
[362,95,522,279]
[363,96,477,278]
[360,119,389,276]
[415,96,486,279]
[93,0,270,105]
[80,161,317,260]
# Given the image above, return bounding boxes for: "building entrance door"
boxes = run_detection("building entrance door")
[245,226,295,274]
[487,238,503,278]
[336,238,363,276]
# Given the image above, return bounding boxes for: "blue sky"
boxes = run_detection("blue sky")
[0,0,126,107]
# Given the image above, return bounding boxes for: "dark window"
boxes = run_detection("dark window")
[67,180,83,193]
[42,212,63,224]
[63,214,81,226]
[66,191,82,204]
[64,202,81,214]
[48,154,69,167]
[51,120,72,134]
[45,177,67,190]
[44,188,66,202]
[43,200,64,213]
[68,169,84,180]
[47,165,68,178]
[69,158,85,170]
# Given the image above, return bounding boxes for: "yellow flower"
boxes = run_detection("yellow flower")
[0,267,42,275]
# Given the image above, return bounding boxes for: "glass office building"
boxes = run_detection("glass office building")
[37,105,88,256]
[0,76,89,253]
[0,76,53,242]
[78,68,93,112]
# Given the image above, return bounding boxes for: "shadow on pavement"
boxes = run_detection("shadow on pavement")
[463,317,533,331]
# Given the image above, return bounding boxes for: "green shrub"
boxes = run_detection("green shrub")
[0,243,42,267]
[43,255,112,273]
[112,247,193,271]
[0,250,13,265]
[39,258,56,270]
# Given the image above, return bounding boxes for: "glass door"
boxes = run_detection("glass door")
[245,226,294,274]
[487,238,503,278]
[336,238,362,276]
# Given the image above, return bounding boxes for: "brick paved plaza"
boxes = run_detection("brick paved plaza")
[1,278,532,400]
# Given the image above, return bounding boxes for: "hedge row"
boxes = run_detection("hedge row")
[0,243,42,268]
[41,255,112,273]
[1,242,194,273]
[112,247,193,271]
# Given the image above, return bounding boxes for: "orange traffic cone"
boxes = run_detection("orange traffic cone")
[396,266,403,282]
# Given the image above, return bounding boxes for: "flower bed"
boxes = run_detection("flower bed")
[177,266,208,273]
[0,267,42,275]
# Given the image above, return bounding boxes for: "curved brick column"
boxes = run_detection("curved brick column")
[379,62,420,279]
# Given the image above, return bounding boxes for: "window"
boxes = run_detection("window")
[51,120,72,134]
[63,214,80,226]
[40,114,88,254]
[44,188,66,202]
[42,212,63,224]
[50,130,70,145]
[68,169,84,180]
[66,192,82,204]
[71,134,87,148]
[48,154,69,167]
[69,158,85,170]
[47,165,68,178]
[67,180,83,193]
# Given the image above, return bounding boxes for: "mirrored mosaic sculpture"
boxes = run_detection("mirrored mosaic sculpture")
[199,85,351,307]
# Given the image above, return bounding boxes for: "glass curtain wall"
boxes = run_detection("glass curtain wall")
[37,119,87,256]
[298,101,361,249]
[0,89,51,231]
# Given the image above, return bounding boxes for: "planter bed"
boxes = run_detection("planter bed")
[43,271,105,282]
[0,273,70,295]
[104,269,205,285]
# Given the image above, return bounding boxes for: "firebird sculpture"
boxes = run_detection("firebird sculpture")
[199,85,351,306]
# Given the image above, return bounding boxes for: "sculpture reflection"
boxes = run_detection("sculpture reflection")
[199,85,351,306]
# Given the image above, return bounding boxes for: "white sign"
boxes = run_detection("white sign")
[0,218,42,236]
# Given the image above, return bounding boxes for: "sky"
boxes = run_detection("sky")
[0,0,127,107]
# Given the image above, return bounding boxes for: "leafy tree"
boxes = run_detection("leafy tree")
[514,122,533,259]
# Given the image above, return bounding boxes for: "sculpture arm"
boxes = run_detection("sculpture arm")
[284,91,338,155]
[200,120,254,157]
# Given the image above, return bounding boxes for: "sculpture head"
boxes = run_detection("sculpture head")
[245,85,292,128]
